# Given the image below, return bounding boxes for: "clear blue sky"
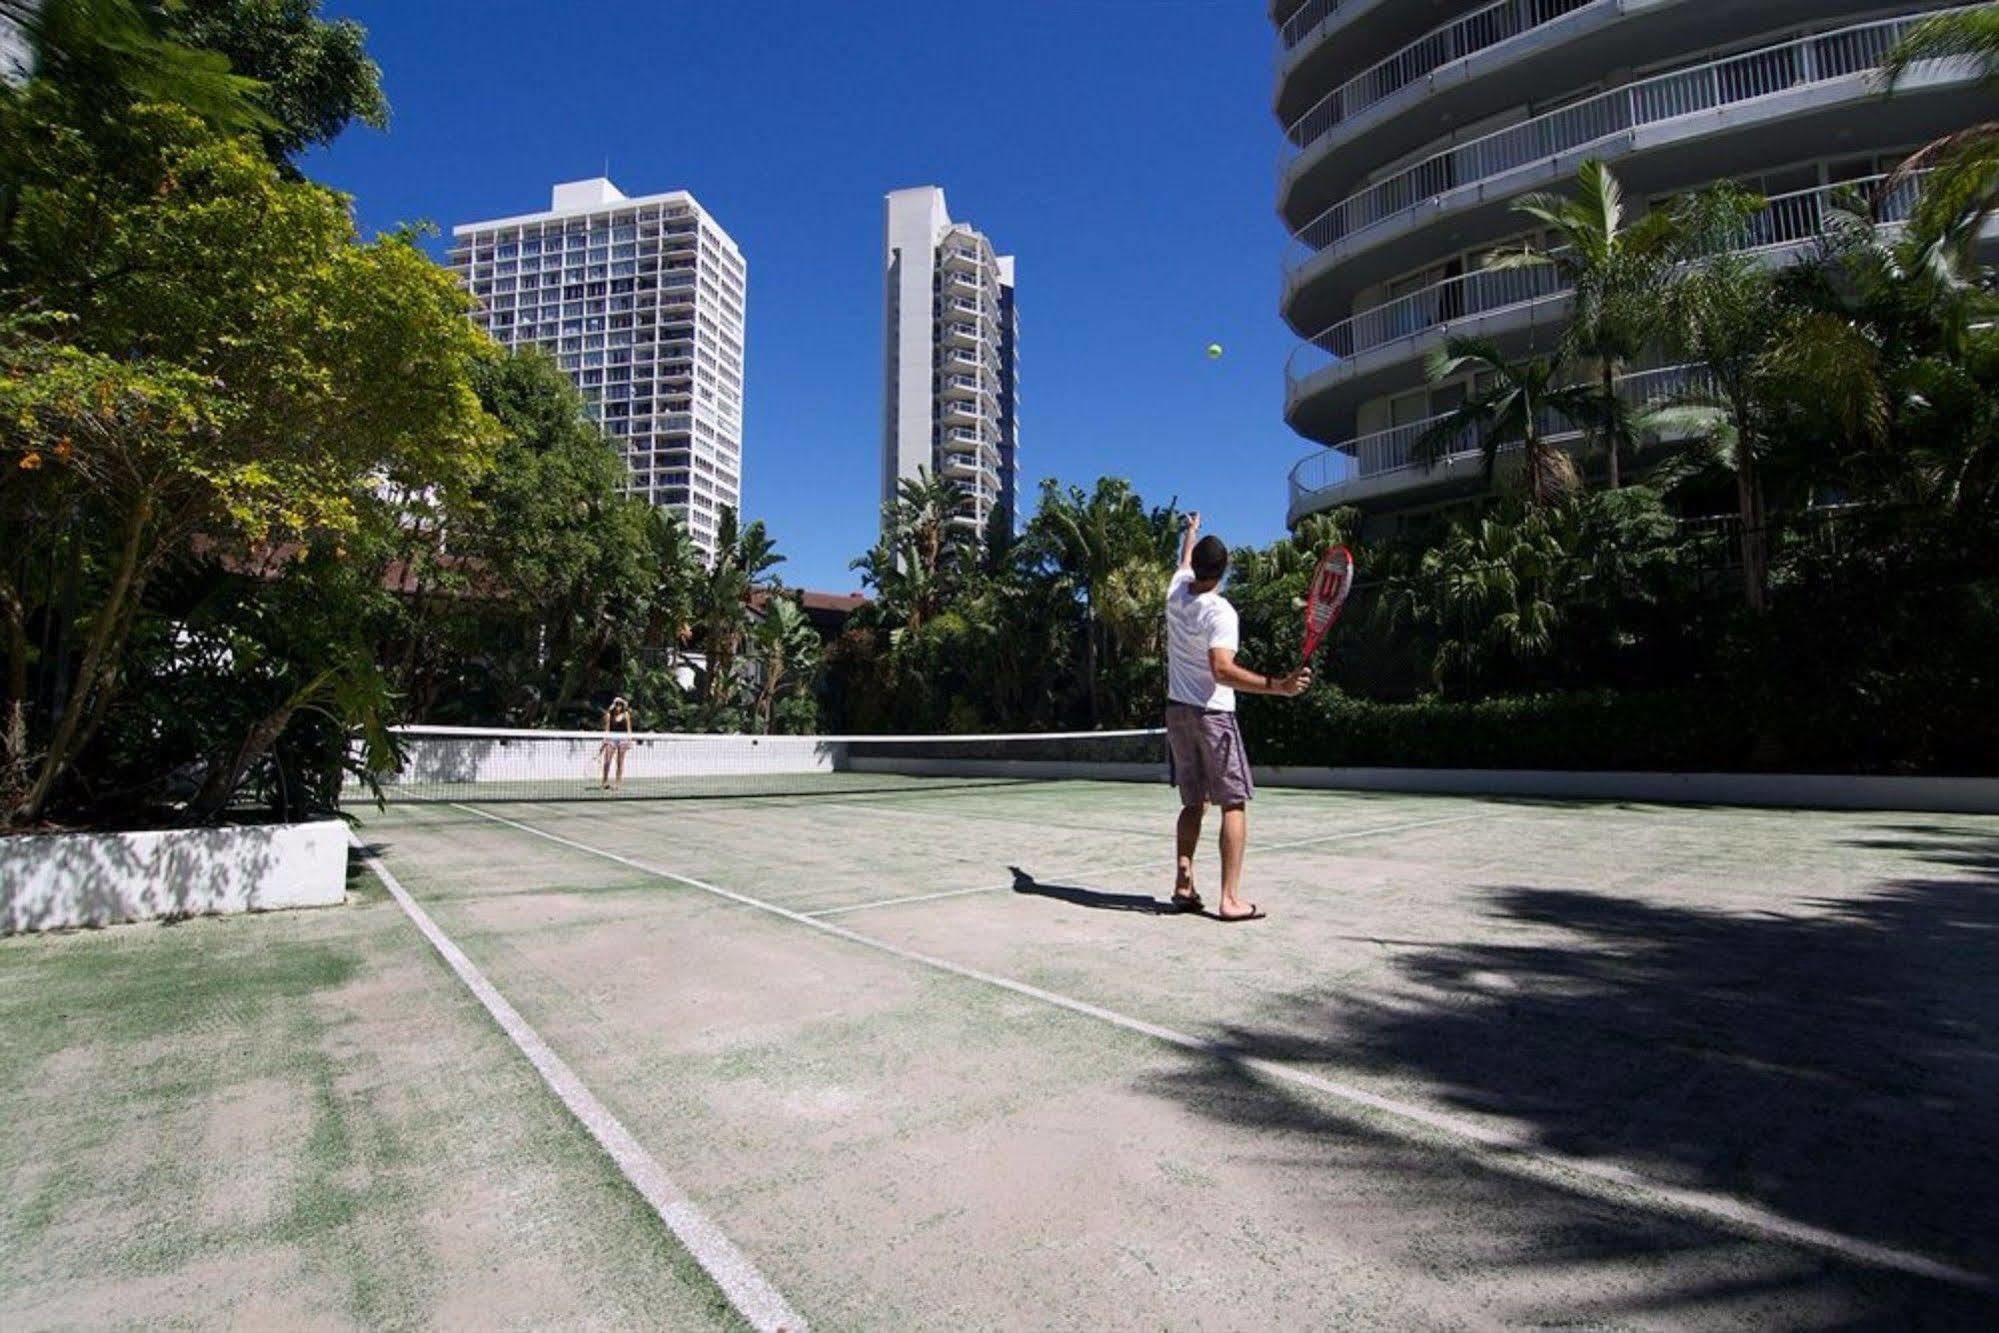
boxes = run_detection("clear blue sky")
[310,0,1308,591]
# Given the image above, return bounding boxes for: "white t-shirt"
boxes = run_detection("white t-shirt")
[1164,569,1240,712]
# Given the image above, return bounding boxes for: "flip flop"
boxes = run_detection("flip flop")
[1216,904,1265,923]
[1170,889,1204,912]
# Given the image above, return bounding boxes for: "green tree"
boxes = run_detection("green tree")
[1880,4,1999,266]
[1643,186,1826,611]
[1021,476,1158,727]
[1779,181,1999,521]
[1484,160,1675,489]
[1411,337,1602,508]
[853,467,971,633]
[1,0,271,135]
[423,347,675,724]
[748,593,820,735]
[0,103,494,824]
[166,0,387,164]
[690,506,784,715]
[1377,506,1567,697]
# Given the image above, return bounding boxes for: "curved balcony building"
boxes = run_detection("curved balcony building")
[883,187,1021,539]
[1272,1,1997,529]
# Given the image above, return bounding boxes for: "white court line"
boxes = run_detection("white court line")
[807,810,1498,919]
[450,803,1997,1297]
[349,832,808,1332]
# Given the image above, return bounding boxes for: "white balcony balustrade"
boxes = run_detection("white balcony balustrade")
[940,372,997,399]
[1284,9,1967,274]
[1284,0,1598,161]
[1286,364,1716,517]
[1278,0,1344,55]
[1286,172,1927,394]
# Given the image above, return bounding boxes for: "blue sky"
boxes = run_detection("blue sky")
[311,0,1306,591]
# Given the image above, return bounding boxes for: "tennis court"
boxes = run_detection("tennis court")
[5,735,1998,1328]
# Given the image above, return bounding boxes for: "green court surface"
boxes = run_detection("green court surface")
[5,781,1998,1328]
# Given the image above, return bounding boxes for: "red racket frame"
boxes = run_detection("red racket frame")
[1301,545,1355,665]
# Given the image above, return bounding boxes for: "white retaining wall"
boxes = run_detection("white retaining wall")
[0,819,347,934]
[377,729,842,789]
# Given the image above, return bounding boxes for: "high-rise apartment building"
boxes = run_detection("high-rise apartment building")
[1272,1,1993,532]
[451,179,746,557]
[882,186,1020,538]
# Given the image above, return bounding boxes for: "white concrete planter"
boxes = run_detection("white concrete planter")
[0,818,347,934]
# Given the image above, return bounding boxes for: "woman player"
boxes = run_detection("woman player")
[598,696,635,790]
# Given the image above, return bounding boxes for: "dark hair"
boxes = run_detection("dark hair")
[1191,534,1229,583]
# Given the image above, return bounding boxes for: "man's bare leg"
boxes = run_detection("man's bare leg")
[1218,802,1256,918]
[1174,802,1205,905]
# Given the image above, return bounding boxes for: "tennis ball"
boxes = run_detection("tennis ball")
[1206,343,1224,360]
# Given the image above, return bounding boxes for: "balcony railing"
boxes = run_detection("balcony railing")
[1286,173,1922,387]
[1278,0,1343,54]
[940,372,996,398]
[1293,264,1568,370]
[1284,0,1597,161]
[1287,364,1715,507]
[1284,8,1962,274]
[942,398,992,422]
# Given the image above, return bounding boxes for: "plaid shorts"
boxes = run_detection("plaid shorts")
[1164,702,1255,807]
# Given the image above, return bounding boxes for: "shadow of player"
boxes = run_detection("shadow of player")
[1009,866,1184,915]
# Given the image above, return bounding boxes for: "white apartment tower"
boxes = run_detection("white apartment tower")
[882,186,1019,538]
[1273,1,1993,531]
[451,178,746,557]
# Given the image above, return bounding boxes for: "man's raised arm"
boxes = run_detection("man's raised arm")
[1178,510,1201,573]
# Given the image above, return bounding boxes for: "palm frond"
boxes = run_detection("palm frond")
[1482,244,1555,273]
[1880,8,1999,90]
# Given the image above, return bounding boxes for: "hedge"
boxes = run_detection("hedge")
[1240,686,1998,776]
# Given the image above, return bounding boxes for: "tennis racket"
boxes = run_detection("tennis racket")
[1301,545,1356,666]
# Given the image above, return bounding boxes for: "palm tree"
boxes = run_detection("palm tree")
[693,507,783,708]
[1375,507,1565,697]
[1777,191,1995,517]
[748,593,819,734]
[1022,477,1154,727]
[1483,160,1675,489]
[1880,5,1999,266]
[1411,337,1602,508]
[853,467,969,634]
[1644,248,1774,609]
[639,509,702,691]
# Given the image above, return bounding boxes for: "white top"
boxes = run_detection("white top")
[1164,569,1240,712]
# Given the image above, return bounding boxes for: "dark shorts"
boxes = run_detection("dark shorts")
[1164,702,1255,807]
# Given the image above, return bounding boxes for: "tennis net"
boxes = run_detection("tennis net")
[358,726,1170,804]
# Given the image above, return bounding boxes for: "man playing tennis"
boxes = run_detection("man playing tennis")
[1166,512,1310,922]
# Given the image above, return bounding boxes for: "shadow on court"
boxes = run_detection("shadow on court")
[1144,825,1999,1324]
[1008,867,1182,915]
